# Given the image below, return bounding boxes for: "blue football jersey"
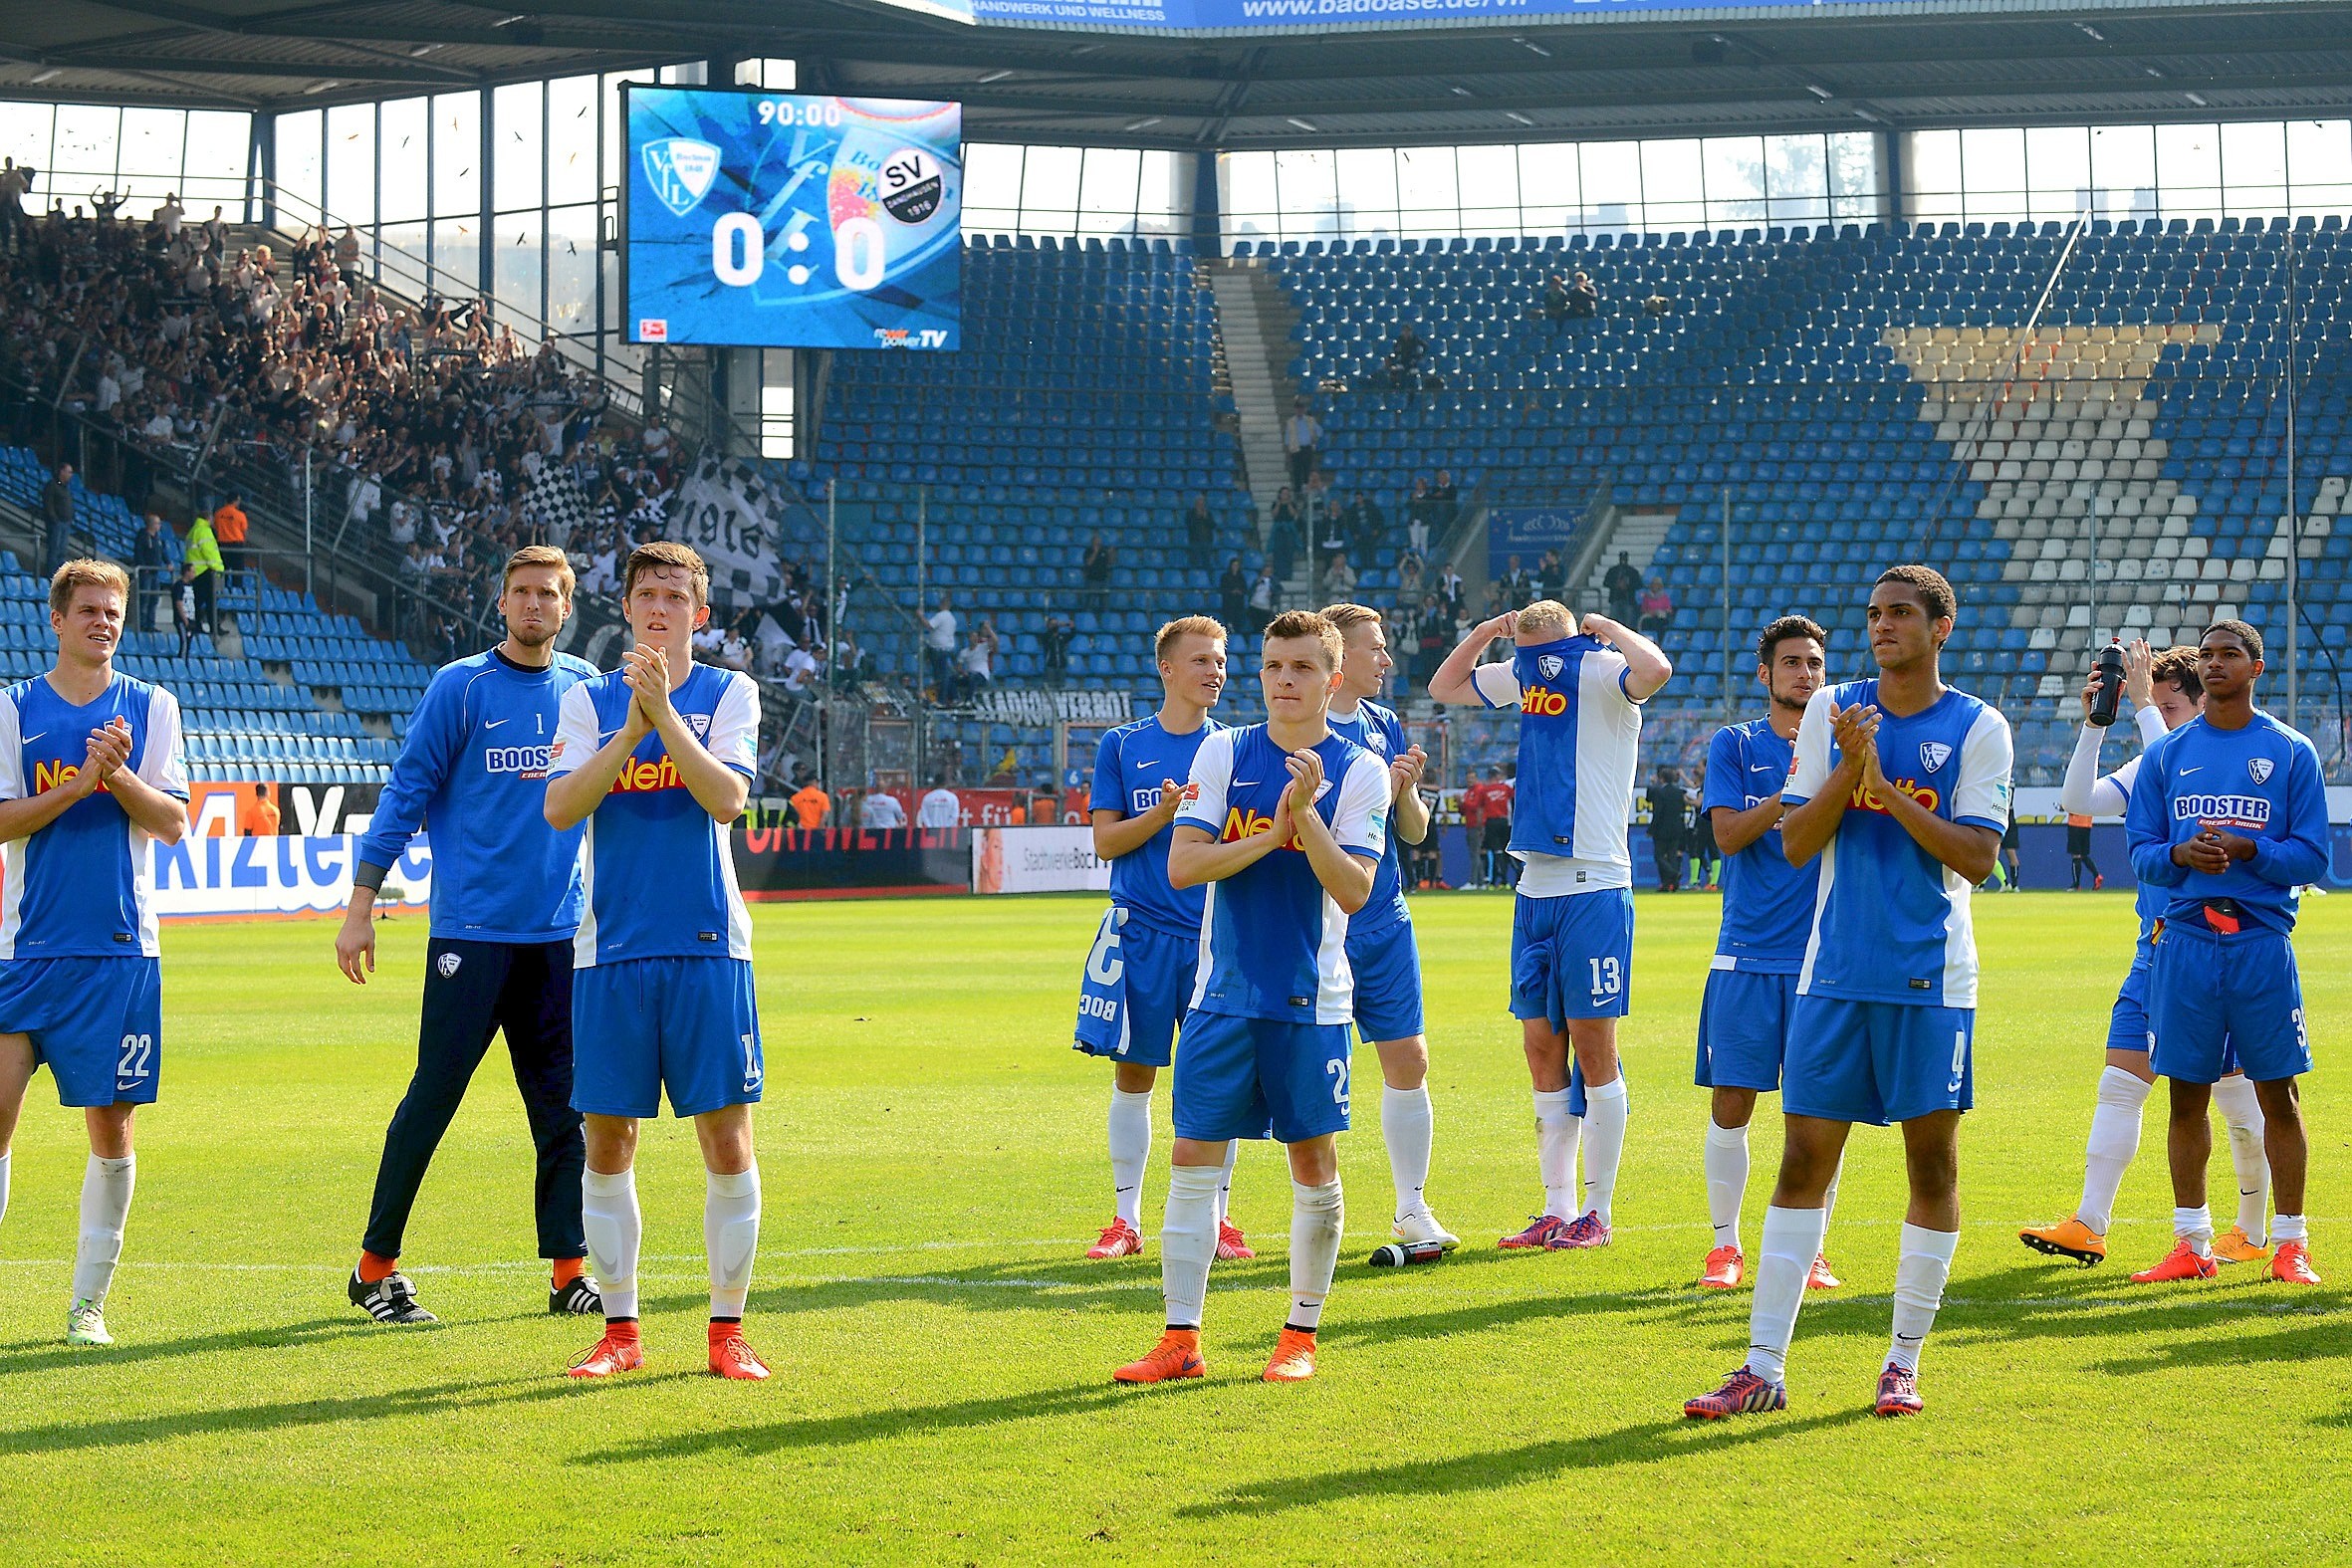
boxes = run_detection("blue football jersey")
[356,648,596,943]
[551,661,760,966]
[0,673,189,959]
[1784,680,2012,1008]
[2125,710,2328,936]
[1088,713,1222,938]
[1174,724,1389,1024]
[1702,717,1815,972]
[1469,634,1643,894]
[1324,697,1410,931]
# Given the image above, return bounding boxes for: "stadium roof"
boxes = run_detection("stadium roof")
[0,0,2346,150]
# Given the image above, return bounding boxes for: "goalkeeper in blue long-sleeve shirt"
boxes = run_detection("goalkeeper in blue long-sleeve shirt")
[2124,619,2327,1287]
[335,547,603,1325]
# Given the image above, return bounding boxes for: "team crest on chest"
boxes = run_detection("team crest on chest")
[685,712,712,740]
[1536,654,1564,681]
[2248,757,2274,784]
[1919,742,1953,773]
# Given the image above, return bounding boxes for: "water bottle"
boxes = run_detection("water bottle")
[2088,640,2125,728]
[1366,1239,1451,1267]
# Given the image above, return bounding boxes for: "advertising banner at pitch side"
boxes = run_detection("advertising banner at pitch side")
[148,835,433,921]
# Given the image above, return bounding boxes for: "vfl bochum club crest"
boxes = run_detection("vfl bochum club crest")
[1536,654,1564,681]
[437,952,462,979]
[1919,741,1953,773]
[643,137,721,217]
[2249,757,2275,784]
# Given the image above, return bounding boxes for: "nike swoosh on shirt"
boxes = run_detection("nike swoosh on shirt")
[1232,780,1261,786]
[21,732,45,745]
[2179,766,2203,776]
[484,718,510,729]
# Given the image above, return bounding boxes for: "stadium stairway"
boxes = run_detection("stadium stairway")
[0,445,429,786]
[1203,257,1308,518]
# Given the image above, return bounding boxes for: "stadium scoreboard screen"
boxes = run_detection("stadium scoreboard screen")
[622,87,961,351]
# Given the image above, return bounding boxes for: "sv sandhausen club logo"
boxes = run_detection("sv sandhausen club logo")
[642,137,721,217]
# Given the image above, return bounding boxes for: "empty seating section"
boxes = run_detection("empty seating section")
[1252,216,2352,782]
[798,235,1251,706]
[0,444,431,785]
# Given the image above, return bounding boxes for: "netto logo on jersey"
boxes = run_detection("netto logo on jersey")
[33,759,110,795]
[609,754,688,793]
[1846,776,1940,815]
[1221,805,1306,852]
[1519,685,1571,717]
[2174,793,2272,829]
[485,744,555,780]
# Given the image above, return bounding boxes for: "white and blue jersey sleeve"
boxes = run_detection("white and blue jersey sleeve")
[0,674,188,960]
[2125,711,2329,936]
[1704,719,1814,971]
[356,651,594,943]
[1789,681,2012,1008]
[1090,715,1219,939]
[1177,724,1384,1025]
[1325,699,1411,931]
[552,663,758,967]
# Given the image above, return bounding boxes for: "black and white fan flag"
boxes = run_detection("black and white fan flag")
[663,453,793,609]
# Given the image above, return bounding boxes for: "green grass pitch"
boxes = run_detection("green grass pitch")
[1,890,2348,1565]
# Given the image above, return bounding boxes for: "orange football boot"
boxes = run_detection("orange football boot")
[1114,1328,1205,1385]
[1700,1245,1744,1289]
[1087,1219,1144,1259]
[1262,1327,1317,1383]
[1217,1220,1256,1261]
[2019,1215,2107,1265]
[1806,1253,1842,1290]
[2129,1239,2218,1283]
[2269,1239,2322,1285]
[709,1324,771,1380]
[2212,1226,2271,1265]
[568,1325,645,1379]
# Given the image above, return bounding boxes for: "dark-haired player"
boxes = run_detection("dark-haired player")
[2020,641,2272,1267]
[1686,565,2010,1422]
[2124,619,2325,1287]
[1695,614,1840,1293]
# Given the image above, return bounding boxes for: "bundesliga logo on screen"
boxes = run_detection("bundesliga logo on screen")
[643,137,721,217]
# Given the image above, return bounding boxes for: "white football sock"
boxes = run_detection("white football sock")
[1703,1120,1749,1248]
[2273,1213,2307,1243]
[1382,1085,1434,1221]
[1580,1075,1628,1225]
[582,1168,642,1319]
[1532,1087,1581,1219]
[704,1164,761,1319]
[2174,1204,2214,1257]
[0,1150,11,1231]
[1288,1179,1344,1331]
[1746,1205,1827,1384]
[2077,1066,2152,1235]
[1215,1139,1239,1230]
[71,1154,135,1306]
[2210,1076,2270,1243]
[1888,1224,1959,1374]
[1161,1162,1222,1329]
[1107,1087,1153,1229]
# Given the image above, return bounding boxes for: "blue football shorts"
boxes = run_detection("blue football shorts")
[1510,886,1634,1028]
[1783,993,1974,1127]
[1072,912,1198,1069]
[571,957,763,1119]
[1346,914,1425,1043]
[1695,962,1798,1093]
[1172,1009,1352,1144]
[2147,922,2309,1085]
[0,955,163,1108]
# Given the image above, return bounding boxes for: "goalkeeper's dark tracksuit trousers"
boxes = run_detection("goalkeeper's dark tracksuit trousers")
[361,937,588,1262]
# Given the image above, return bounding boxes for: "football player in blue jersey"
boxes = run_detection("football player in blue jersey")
[336,547,604,1325]
[1320,602,1455,1249]
[546,543,772,1381]
[2020,642,2274,1268]
[1695,614,1841,1293]
[1113,611,1389,1387]
[1430,600,1671,1253]
[1075,615,1257,1263]
[1687,565,2010,1423]
[0,560,189,1347]
[2124,620,2326,1287]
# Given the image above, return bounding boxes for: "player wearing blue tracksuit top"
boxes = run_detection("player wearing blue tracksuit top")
[2123,619,2325,1285]
[1430,601,1670,1253]
[0,558,190,1348]
[340,548,602,1325]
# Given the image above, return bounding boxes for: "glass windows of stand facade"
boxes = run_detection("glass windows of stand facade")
[1905,121,2352,226]
[0,102,252,223]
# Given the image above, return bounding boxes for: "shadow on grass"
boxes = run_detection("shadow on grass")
[1179,1409,1874,1516]
[0,1316,384,1380]
[572,1378,1137,1465]
[0,1368,687,1456]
